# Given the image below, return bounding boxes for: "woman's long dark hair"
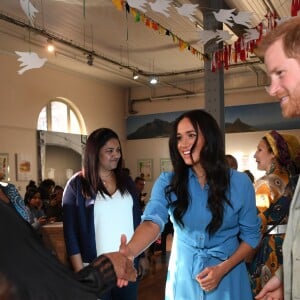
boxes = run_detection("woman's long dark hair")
[166,109,230,235]
[81,128,128,198]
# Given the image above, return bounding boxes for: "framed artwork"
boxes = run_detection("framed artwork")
[137,159,153,181]
[160,158,173,173]
[15,153,33,181]
[0,153,9,180]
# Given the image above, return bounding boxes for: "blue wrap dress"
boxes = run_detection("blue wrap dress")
[142,169,261,300]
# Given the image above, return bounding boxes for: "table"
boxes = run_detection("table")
[42,222,69,265]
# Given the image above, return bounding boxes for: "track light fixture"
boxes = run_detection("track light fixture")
[149,76,158,85]
[46,38,55,53]
[133,71,139,80]
[87,54,94,66]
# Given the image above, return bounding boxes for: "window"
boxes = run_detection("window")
[37,98,85,134]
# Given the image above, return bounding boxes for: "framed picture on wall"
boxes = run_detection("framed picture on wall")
[15,153,33,181]
[137,159,153,181]
[160,158,173,173]
[0,153,9,180]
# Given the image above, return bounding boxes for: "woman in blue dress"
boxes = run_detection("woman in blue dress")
[120,109,261,300]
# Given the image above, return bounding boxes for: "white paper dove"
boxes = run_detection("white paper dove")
[175,4,199,18]
[19,0,38,25]
[148,0,172,17]
[212,9,235,27]
[215,30,234,43]
[198,30,218,45]
[15,51,47,75]
[126,0,147,13]
[243,28,260,43]
[232,11,253,28]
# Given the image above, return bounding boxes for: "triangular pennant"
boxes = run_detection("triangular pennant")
[112,0,123,11]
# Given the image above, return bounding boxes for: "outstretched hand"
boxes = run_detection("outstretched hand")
[255,275,283,300]
[119,234,134,259]
[105,235,137,287]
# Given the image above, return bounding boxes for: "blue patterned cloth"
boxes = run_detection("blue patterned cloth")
[0,182,30,222]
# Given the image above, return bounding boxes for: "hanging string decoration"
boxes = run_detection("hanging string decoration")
[209,8,293,72]
[291,0,300,16]
[113,1,206,62]
[112,0,125,11]
[16,1,48,74]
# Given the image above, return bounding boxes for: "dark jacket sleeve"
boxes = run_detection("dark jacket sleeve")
[62,173,97,262]
[76,255,117,298]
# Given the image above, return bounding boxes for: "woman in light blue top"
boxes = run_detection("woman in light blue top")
[120,109,261,300]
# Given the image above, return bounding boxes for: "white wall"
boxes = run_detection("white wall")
[0,52,126,193]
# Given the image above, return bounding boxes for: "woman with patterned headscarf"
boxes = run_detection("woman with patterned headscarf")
[0,175,30,222]
[247,130,300,297]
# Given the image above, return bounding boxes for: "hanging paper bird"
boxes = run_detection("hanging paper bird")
[19,0,38,25]
[148,0,172,17]
[231,11,253,28]
[215,29,234,43]
[212,9,235,27]
[15,51,47,75]
[243,28,260,43]
[126,0,147,13]
[175,3,199,18]
[198,30,218,45]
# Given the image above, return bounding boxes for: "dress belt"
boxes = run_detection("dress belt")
[267,224,287,235]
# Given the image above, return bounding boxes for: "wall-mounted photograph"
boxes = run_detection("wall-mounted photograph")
[15,153,33,181]
[160,158,173,173]
[137,159,153,181]
[0,153,9,180]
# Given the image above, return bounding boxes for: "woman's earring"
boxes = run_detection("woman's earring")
[267,159,276,174]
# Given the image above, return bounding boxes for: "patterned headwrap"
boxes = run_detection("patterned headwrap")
[264,130,300,174]
[0,182,30,222]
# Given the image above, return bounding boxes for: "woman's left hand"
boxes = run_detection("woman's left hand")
[195,264,224,292]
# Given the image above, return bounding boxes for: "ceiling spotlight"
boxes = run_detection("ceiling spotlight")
[46,38,55,53]
[133,71,139,80]
[87,54,94,66]
[149,76,158,85]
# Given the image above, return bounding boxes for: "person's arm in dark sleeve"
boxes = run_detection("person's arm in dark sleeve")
[76,252,137,296]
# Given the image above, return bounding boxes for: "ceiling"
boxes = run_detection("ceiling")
[0,0,292,88]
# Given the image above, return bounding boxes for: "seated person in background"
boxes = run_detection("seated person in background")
[45,185,63,222]
[38,178,56,208]
[24,187,50,231]
[0,198,137,300]
[25,179,38,194]
[225,154,238,170]
[134,176,147,210]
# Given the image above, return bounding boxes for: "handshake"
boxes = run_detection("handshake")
[78,234,149,294]
[92,234,143,288]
